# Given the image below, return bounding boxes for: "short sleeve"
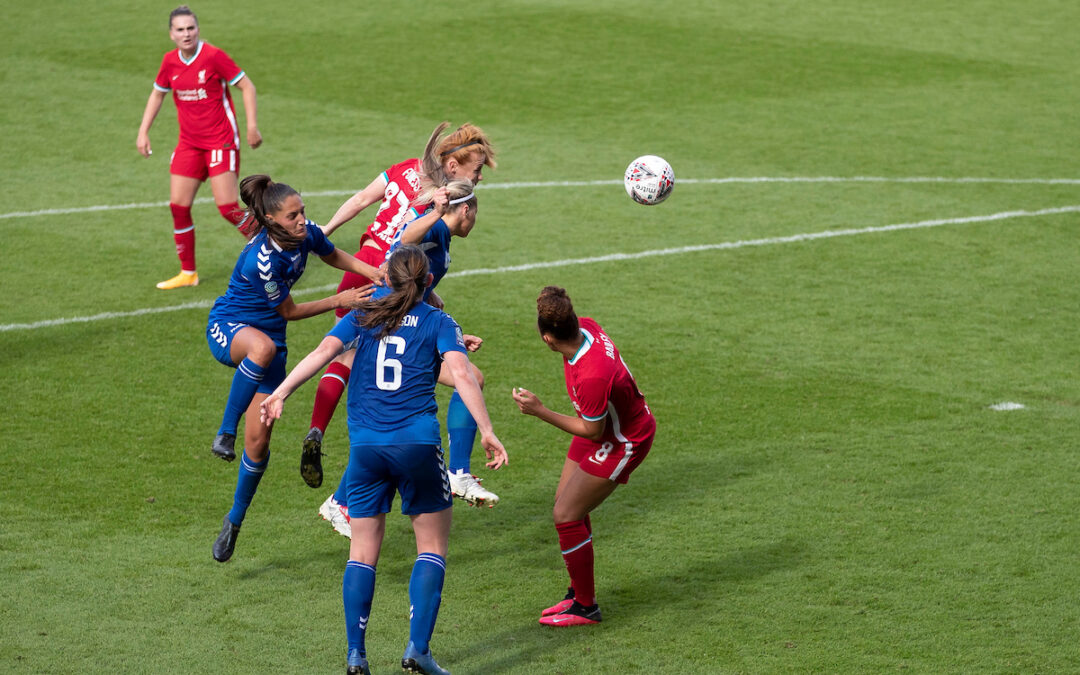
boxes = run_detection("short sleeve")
[153,55,171,91]
[437,314,467,356]
[212,47,244,85]
[573,377,611,421]
[427,219,451,248]
[328,313,362,350]
[306,221,335,257]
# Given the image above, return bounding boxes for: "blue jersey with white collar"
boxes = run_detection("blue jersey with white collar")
[375,217,452,302]
[208,221,334,342]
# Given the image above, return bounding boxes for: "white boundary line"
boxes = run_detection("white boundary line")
[3,176,1080,220]
[3,203,1077,333]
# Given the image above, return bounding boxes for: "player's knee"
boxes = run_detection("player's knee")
[248,340,277,366]
[552,503,580,525]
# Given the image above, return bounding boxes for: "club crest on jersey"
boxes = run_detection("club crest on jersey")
[198,69,206,84]
[264,281,278,296]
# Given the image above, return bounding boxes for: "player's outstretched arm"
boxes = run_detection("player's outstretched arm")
[321,248,383,283]
[446,351,507,469]
[321,176,388,237]
[512,387,606,441]
[261,336,345,425]
[275,285,373,322]
[136,89,167,157]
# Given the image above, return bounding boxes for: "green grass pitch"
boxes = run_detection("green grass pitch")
[3,0,1080,672]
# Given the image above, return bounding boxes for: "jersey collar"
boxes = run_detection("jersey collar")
[568,328,594,366]
[179,41,204,66]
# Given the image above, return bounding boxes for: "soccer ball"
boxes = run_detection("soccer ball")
[624,155,674,205]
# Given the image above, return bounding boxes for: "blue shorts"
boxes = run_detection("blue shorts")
[345,443,453,518]
[206,320,288,393]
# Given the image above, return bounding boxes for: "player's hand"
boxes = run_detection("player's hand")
[480,432,508,470]
[431,187,449,215]
[463,334,483,352]
[248,127,263,149]
[260,393,283,425]
[337,284,374,309]
[136,132,152,158]
[512,387,543,417]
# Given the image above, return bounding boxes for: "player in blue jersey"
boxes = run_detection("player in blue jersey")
[207,174,381,563]
[261,245,507,675]
[316,179,499,544]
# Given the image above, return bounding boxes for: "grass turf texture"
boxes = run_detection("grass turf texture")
[3,0,1080,672]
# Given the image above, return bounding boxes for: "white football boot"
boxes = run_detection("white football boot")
[318,494,351,538]
[448,470,500,508]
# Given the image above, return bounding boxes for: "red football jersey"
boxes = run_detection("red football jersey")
[154,41,243,150]
[563,317,655,447]
[361,158,432,252]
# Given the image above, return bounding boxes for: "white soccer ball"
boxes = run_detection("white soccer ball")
[624,155,674,205]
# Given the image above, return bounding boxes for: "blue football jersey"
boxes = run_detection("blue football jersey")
[329,302,467,445]
[375,217,452,302]
[208,222,334,341]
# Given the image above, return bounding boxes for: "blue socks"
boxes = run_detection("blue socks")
[446,390,477,473]
[343,560,376,664]
[226,450,269,526]
[219,357,266,436]
[408,553,446,653]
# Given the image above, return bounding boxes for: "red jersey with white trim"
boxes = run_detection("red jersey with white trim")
[563,317,655,446]
[153,41,244,150]
[361,158,432,252]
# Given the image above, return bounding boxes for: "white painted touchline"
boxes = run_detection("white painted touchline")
[988,402,1026,411]
[2,204,1078,333]
[3,176,1079,220]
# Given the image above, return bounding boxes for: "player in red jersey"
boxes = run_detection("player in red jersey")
[136,5,263,290]
[512,286,657,627]
[305,122,499,522]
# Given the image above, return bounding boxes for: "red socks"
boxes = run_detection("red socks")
[218,201,247,233]
[556,520,595,607]
[310,362,350,432]
[169,203,196,273]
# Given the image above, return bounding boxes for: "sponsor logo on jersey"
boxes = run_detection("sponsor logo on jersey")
[176,88,209,101]
[403,168,422,192]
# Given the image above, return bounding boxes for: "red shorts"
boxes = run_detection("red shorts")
[568,419,655,484]
[335,244,387,318]
[169,143,239,181]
